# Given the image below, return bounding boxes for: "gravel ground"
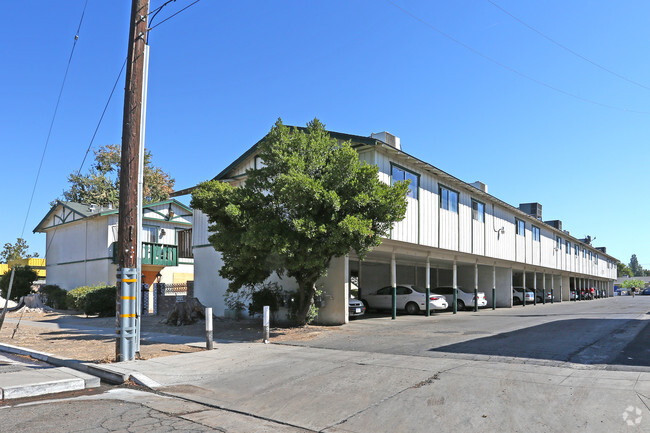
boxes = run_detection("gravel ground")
[0,309,334,363]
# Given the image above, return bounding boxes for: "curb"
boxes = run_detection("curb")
[0,343,137,387]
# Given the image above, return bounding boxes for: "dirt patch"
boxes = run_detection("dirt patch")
[0,310,335,363]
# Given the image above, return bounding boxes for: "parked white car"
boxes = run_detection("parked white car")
[361,285,448,314]
[348,297,366,318]
[513,287,535,304]
[433,286,487,310]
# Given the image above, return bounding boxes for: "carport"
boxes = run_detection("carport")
[349,241,514,319]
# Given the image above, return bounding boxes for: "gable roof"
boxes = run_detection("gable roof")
[34,199,192,233]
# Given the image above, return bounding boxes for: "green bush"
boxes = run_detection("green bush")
[0,266,38,301]
[248,282,284,317]
[66,285,97,311]
[84,285,116,317]
[67,284,116,317]
[39,284,68,309]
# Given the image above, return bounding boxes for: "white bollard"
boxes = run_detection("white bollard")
[205,307,213,350]
[263,305,270,344]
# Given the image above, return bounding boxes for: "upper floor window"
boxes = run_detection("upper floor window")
[588,251,592,261]
[595,254,598,264]
[392,164,419,199]
[556,236,561,251]
[566,240,571,255]
[472,199,485,222]
[583,249,586,258]
[439,186,458,213]
[575,245,579,256]
[142,225,158,243]
[532,225,540,242]
[516,218,525,236]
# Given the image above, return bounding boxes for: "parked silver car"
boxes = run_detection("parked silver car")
[432,286,487,310]
[361,285,448,314]
[348,297,366,318]
[513,287,535,304]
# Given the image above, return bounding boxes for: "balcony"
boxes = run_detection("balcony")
[112,242,178,266]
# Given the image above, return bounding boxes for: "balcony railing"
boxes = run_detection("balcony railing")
[112,242,178,266]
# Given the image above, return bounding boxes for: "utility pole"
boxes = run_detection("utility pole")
[117,0,149,362]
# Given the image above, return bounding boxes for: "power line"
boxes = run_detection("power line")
[148,0,201,31]
[386,1,649,114]
[21,0,89,238]
[76,58,128,175]
[486,0,650,92]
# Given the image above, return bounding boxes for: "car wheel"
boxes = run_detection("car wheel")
[513,297,521,305]
[405,302,419,315]
[456,300,466,311]
[536,297,542,303]
[361,300,370,312]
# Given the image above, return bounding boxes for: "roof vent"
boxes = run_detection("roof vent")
[470,181,488,193]
[107,203,113,210]
[596,247,606,253]
[519,202,542,220]
[89,204,97,213]
[544,220,562,230]
[371,132,401,150]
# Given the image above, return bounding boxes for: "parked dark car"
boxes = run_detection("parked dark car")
[640,288,650,296]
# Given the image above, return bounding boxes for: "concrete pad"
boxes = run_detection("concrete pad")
[1,369,85,400]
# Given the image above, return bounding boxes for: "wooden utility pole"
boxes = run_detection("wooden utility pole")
[116,0,149,361]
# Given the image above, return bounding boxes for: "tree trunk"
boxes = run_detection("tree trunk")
[294,282,316,326]
[163,297,206,326]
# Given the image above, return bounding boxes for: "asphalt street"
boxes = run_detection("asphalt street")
[1,296,648,432]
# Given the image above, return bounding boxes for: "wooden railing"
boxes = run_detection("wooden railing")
[112,242,178,266]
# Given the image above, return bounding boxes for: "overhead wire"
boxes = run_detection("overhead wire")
[486,0,650,92]
[21,0,89,238]
[386,1,649,114]
[148,0,201,31]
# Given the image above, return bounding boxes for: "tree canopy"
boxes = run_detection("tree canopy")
[191,119,409,325]
[1,238,39,263]
[629,254,645,277]
[60,144,175,206]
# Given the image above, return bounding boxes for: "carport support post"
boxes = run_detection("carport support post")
[492,264,496,310]
[473,262,479,312]
[205,307,213,350]
[542,272,546,304]
[522,270,526,307]
[391,252,397,320]
[551,274,554,304]
[425,257,431,317]
[452,260,458,314]
[533,271,537,306]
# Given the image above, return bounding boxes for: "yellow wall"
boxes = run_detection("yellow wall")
[5,258,46,279]
[0,264,8,276]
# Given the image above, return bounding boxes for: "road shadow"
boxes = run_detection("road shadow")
[429,318,650,368]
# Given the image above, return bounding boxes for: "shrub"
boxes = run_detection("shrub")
[84,285,116,317]
[0,266,38,301]
[248,282,284,317]
[39,284,68,309]
[66,285,97,311]
[67,284,116,316]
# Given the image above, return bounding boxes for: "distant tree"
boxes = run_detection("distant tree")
[0,238,39,263]
[629,254,644,277]
[0,266,38,301]
[192,119,409,326]
[621,279,645,290]
[60,144,175,206]
[617,262,632,278]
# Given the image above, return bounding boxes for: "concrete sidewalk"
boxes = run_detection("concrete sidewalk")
[99,342,650,432]
[0,351,99,400]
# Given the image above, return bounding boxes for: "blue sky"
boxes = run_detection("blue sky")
[1,1,648,269]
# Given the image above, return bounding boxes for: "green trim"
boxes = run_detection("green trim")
[193,243,213,248]
[52,257,113,266]
[143,217,191,226]
[170,214,193,220]
[146,208,168,219]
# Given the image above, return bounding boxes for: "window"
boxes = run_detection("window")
[142,225,158,243]
[472,199,485,222]
[583,249,586,258]
[589,251,592,261]
[575,245,579,256]
[556,236,561,251]
[392,164,419,199]
[516,218,525,236]
[532,225,540,242]
[439,186,458,213]
[595,254,598,264]
[566,240,570,255]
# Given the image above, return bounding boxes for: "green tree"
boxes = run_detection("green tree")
[61,144,175,206]
[192,119,409,325]
[629,254,644,277]
[621,279,645,290]
[1,238,39,263]
[617,262,632,278]
[0,266,38,301]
